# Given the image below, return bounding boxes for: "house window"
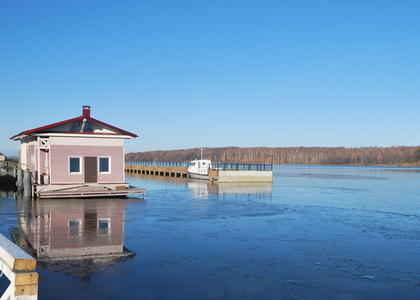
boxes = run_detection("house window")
[99,157,110,173]
[69,157,81,174]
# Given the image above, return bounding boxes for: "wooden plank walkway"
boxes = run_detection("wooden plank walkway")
[37,185,146,198]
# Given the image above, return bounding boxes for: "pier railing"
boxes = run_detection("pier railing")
[125,161,190,167]
[125,161,272,171]
[212,163,273,171]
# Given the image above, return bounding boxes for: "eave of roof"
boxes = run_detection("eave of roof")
[10,115,138,140]
[88,116,138,138]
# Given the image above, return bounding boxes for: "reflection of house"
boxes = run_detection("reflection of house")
[12,198,136,279]
[10,106,145,197]
[0,152,5,169]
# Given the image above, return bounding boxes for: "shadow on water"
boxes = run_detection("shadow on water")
[0,174,17,195]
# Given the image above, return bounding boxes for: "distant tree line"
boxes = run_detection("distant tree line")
[125,146,420,166]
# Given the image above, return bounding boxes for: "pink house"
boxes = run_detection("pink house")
[10,106,145,197]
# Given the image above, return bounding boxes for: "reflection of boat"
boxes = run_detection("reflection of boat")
[188,179,211,197]
[187,159,212,180]
[188,179,273,199]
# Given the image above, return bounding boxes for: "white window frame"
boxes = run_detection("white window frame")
[98,156,111,174]
[69,156,82,174]
[98,218,111,235]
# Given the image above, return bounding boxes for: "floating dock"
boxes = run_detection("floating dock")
[125,162,273,182]
[35,184,146,199]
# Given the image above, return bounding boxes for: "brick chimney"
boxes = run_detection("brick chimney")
[82,105,91,117]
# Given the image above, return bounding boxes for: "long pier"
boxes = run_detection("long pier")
[125,162,189,178]
[125,162,273,182]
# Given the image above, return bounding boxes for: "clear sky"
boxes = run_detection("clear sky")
[1,1,419,156]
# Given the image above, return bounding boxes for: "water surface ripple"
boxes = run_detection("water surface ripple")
[1,165,419,299]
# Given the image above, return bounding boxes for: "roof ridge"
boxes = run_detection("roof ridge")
[10,114,137,140]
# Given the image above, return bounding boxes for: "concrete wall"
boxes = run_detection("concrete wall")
[217,170,273,183]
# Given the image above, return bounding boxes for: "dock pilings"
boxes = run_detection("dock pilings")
[22,170,32,198]
[125,164,189,179]
[12,167,33,198]
[16,168,23,191]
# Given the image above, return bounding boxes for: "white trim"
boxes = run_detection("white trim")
[28,133,134,139]
[98,156,111,174]
[98,218,111,235]
[50,136,123,147]
[69,156,82,175]
[37,137,41,183]
[123,142,126,183]
[48,148,52,182]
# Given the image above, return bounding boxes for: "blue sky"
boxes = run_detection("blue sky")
[1,1,419,156]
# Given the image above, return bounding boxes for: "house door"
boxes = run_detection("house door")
[84,157,97,183]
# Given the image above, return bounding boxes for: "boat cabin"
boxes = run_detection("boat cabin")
[187,159,213,180]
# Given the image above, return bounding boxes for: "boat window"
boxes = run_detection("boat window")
[70,123,80,132]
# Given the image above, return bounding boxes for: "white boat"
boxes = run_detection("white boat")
[187,159,212,180]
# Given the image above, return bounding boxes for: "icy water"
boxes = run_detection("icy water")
[1,165,420,299]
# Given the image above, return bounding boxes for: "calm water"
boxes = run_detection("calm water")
[1,165,420,299]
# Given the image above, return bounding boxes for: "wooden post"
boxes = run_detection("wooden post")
[0,233,38,300]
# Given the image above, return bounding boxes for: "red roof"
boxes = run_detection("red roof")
[10,107,137,140]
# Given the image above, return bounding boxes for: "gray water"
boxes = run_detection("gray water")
[1,165,420,299]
